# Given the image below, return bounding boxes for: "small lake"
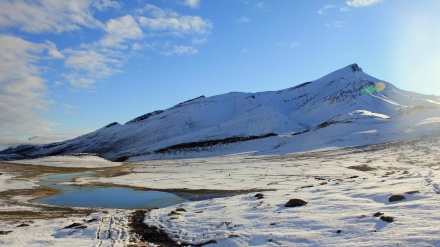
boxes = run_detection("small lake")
[33,172,187,209]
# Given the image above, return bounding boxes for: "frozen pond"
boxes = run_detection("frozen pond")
[33,172,187,209]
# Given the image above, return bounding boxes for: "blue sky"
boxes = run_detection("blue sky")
[1,0,439,149]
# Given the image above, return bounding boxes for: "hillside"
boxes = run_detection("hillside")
[2,64,440,161]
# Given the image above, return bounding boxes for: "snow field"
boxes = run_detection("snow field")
[140,137,440,246]
[11,154,122,168]
[1,135,440,246]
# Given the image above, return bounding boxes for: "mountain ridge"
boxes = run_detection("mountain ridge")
[2,63,440,161]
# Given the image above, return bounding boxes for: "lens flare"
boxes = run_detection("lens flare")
[361,82,387,95]
[375,82,386,92]
[361,85,376,95]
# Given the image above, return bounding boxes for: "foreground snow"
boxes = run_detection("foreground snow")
[146,169,440,246]
[0,210,136,247]
[137,136,440,246]
[1,136,440,246]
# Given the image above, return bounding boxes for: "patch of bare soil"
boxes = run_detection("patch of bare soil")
[128,210,217,247]
[0,162,109,222]
[0,186,95,222]
[128,210,179,247]
[347,164,376,172]
[0,161,95,178]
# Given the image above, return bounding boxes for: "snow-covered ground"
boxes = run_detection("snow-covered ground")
[115,136,440,246]
[2,135,440,246]
[0,210,135,247]
[11,154,122,168]
[0,172,36,193]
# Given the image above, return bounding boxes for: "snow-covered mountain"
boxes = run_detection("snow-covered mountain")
[2,64,440,161]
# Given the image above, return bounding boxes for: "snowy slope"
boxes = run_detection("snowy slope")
[1,63,440,161]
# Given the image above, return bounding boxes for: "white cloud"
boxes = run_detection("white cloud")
[0,0,108,33]
[45,41,65,59]
[290,42,300,48]
[255,2,265,9]
[0,35,56,142]
[346,0,382,7]
[64,49,117,77]
[163,45,198,56]
[93,0,121,11]
[182,0,200,8]
[63,75,96,88]
[192,38,208,45]
[0,0,128,90]
[325,20,344,28]
[318,5,336,15]
[53,81,64,87]
[276,42,300,49]
[60,4,212,88]
[139,4,212,36]
[62,104,77,109]
[236,17,250,24]
[131,43,143,51]
[100,15,144,48]
[0,1,213,148]
[63,48,123,87]
[340,6,351,12]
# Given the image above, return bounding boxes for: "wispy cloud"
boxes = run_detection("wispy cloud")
[276,42,300,49]
[63,48,123,87]
[137,4,211,56]
[318,5,336,15]
[192,38,208,45]
[182,0,200,9]
[236,17,250,24]
[255,2,266,9]
[0,0,115,33]
[340,6,351,12]
[93,0,121,11]
[0,2,212,89]
[46,41,65,59]
[0,35,58,142]
[0,1,213,147]
[138,4,212,36]
[346,0,382,7]
[163,45,198,56]
[100,15,144,48]
[62,104,77,109]
[325,21,344,28]
[62,4,212,86]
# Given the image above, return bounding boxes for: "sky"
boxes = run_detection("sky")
[0,0,439,149]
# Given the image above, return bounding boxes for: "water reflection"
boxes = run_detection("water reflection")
[33,172,187,209]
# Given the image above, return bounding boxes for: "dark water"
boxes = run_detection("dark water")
[33,172,187,209]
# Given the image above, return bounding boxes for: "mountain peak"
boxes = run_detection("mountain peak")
[333,63,364,75]
[349,63,362,72]
[314,63,367,83]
